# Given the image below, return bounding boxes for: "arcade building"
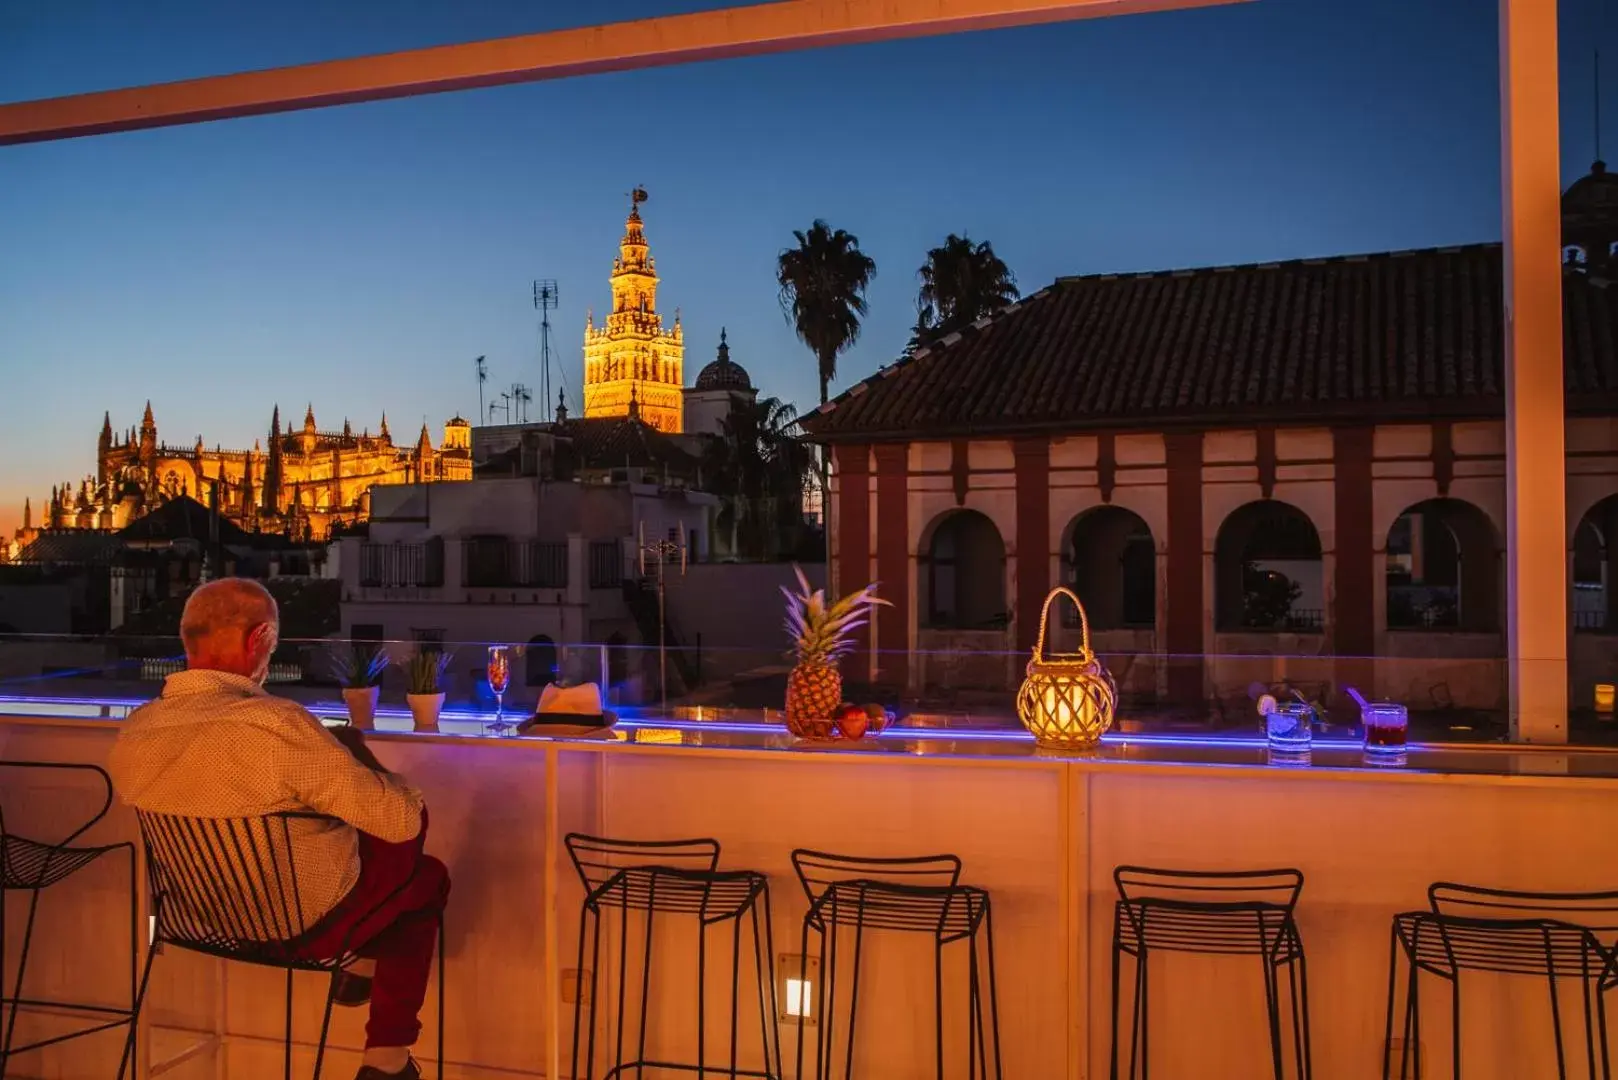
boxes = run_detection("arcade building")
[803,161,1618,716]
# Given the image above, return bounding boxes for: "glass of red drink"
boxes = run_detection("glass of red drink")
[1362,702,1408,757]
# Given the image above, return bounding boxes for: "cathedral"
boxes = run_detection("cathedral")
[10,402,473,553]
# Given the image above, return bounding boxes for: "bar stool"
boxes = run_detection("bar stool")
[1,762,137,1079]
[564,833,780,1080]
[1110,865,1312,1080]
[1385,882,1618,1080]
[118,810,446,1080]
[790,849,1002,1080]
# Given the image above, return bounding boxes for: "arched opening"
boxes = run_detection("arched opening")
[1385,498,1499,631]
[526,634,558,688]
[919,510,1007,630]
[1215,501,1324,632]
[1573,494,1618,631]
[1064,506,1155,630]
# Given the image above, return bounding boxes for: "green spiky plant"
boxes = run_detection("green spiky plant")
[404,648,454,696]
[328,642,390,689]
[781,565,889,735]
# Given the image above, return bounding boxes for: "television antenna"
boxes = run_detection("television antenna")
[475,356,488,423]
[637,520,688,715]
[533,280,559,418]
[512,383,533,424]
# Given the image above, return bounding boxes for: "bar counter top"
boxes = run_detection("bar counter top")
[5,692,1618,785]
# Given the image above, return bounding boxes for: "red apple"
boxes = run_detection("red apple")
[834,703,869,740]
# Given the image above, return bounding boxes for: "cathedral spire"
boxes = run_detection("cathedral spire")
[263,406,284,516]
[379,412,390,440]
[303,403,317,431]
[22,497,31,531]
[141,401,154,429]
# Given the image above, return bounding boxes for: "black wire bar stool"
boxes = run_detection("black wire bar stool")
[117,810,446,1080]
[1110,865,1312,1080]
[1385,882,1618,1080]
[565,833,780,1080]
[0,762,137,1078]
[790,849,1002,1080]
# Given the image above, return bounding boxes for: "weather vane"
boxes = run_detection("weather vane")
[630,185,648,211]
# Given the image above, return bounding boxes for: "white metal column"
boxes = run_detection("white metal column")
[1500,0,1567,741]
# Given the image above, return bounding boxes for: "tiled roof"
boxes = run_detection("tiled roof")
[15,530,121,566]
[118,495,254,545]
[473,417,703,480]
[556,417,701,472]
[800,244,1618,441]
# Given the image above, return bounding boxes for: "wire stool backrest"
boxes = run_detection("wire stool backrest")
[0,761,117,888]
[564,833,721,890]
[1113,865,1305,958]
[137,810,334,952]
[789,849,962,906]
[1415,881,1618,979]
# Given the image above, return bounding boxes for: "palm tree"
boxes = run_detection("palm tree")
[776,221,878,407]
[702,397,811,558]
[913,233,1019,347]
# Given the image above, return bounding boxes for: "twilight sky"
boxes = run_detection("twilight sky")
[0,0,1609,537]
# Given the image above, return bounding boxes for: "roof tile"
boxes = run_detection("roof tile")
[802,244,1618,440]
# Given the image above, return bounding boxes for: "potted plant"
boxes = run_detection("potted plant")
[328,643,390,729]
[404,648,453,730]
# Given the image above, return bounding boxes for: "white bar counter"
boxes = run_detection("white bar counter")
[5,704,1618,1080]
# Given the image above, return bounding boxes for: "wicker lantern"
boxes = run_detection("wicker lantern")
[1015,586,1118,749]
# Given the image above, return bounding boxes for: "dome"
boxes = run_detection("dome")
[694,328,753,392]
[1565,160,1618,232]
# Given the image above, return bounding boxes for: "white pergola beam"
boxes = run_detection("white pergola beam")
[1500,0,1567,742]
[0,0,1242,145]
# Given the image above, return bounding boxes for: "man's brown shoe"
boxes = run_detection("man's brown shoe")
[353,1056,420,1080]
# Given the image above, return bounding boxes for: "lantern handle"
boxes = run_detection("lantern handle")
[1034,586,1093,663]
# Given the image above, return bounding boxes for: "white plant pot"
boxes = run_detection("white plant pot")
[341,686,380,730]
[406,692,445,731]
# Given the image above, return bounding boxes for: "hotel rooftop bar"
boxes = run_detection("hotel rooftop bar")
[0,1,1602,1079]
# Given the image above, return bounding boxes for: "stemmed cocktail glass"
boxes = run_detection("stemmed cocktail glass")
[486,646,512,735]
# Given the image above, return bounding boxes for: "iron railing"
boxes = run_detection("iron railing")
[463,539,568,589]
[358,540,444,588]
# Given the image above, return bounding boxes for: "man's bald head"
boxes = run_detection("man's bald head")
[180,578,280,681]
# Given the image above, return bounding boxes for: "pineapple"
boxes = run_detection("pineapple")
[782,566,890,737]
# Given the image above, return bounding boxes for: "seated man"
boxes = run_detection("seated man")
[108,578,447,1080]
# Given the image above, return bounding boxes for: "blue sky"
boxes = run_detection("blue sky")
[0,0,1609,535]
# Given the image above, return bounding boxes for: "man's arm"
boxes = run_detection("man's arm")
[273,705,424,843]
[329,724,392,775]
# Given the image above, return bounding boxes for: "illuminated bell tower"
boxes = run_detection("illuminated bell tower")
[582,187,685,433]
